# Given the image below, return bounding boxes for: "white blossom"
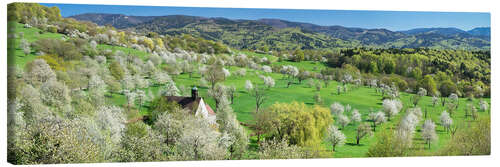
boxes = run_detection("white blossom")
[351,109,362,123]
[422,120,438,147]
[234,69,246,77]
[280,65,299,77]
[222,68,231,78]
[152,71,172,85]
[95,56,107,64]
[40,79,70,108]
[432,96,439,106]
[176,117,228,160]
[382,99,402,120]
[337,114,350,129]
[90,40,98,49]
[95,106,126,144]
[325,125,346,151]
[245,80,253,92]
[449,93,459,102]
[330,102,344,115]
[440,111,453,131]
[262,65,272,73]
[479,100,489,112]
[161,79,180,96]
[263,76,275,88]
[25,59,56,85]
[418,87,427,96]
[369,111,387,126]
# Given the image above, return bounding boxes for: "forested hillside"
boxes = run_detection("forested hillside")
[70,13,491,50]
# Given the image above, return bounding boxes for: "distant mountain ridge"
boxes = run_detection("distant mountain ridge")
[68,13,158,29]
[398,27,490,40]
[256,18,409,45]
[68,13,490,50]
[398,27,468,36]
[467,27,490,39]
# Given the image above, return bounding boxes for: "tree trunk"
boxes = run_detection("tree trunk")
[139,99,142,112]
[229,145,234,159]
[215,99,219,111]
[257,131,261,144]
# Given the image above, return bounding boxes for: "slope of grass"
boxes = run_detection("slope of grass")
[108,62,490,157]
[9,22,64,67]
[13,21,491,158]
[96,44,150,60]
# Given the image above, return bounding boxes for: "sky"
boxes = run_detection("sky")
[41,3,490,31]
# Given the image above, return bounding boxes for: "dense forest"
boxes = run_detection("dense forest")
[7,3,490,165]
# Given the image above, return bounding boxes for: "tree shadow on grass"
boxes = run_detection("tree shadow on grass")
[345,143,365,146]
[436,129,449,133]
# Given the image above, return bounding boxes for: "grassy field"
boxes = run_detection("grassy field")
[12,22,491,158]
[9,22,64,68]
[107,58,491,158]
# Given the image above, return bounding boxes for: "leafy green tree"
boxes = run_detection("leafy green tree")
[149,97,182,123]
[383,59,396,74]
[410,68,422,80]
[33,38,81,60]
[419,75,437,96]
[439,80,457,106]
[254,107,274,144]
[292,49,305,62]
[369,61,378,73]
[266,102,332,147]
[109,61,125,81]
[367,125,410,157]
[439,117,490,155]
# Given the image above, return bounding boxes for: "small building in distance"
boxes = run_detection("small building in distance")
[165,86,216,124]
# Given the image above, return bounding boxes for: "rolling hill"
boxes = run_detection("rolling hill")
[69,13,490,50]
[399,27,490,40]
[68,13,158,29]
